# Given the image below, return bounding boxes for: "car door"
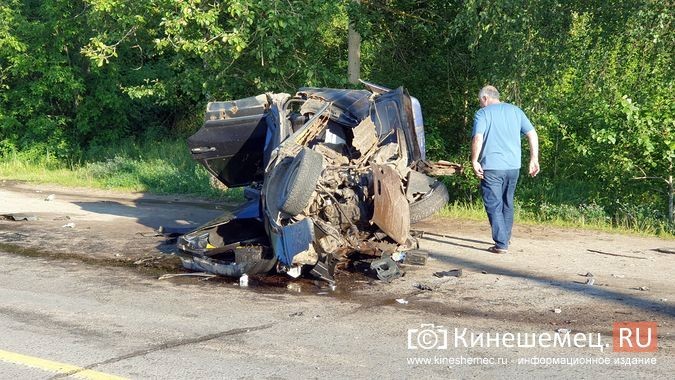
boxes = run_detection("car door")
[187,94,271,188]
[370,87,422,164]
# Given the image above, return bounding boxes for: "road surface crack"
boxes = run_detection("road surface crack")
[50,322,276,379]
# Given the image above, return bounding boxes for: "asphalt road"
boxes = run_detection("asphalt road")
[0,249,672,379]
[0,182,673,379]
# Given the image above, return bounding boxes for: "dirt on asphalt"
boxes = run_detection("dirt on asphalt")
[1,179,674,359]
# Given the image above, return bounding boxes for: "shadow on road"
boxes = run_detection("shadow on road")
[72,195,232,255]
[73,195,229,231]
[421,235,488,253]
[418,233,493,246]
[427,249,675,318]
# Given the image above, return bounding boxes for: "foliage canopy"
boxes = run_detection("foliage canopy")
[0,0,673,226]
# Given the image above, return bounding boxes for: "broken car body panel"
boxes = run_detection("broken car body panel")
[178,83,458,280]
[371,164,410,245]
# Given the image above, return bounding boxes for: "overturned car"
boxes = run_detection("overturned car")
[177,81,460,283]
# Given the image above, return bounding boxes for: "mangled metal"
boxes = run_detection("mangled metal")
[371,164,410,245]
[178,82,461,282]
[370,256,402,282]
[417,160,463,176]
[351,118,378,157]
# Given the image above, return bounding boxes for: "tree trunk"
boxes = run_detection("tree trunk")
[347,1,361,84]
[668,174,673,225]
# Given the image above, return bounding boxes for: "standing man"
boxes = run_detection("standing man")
[471,85,539,254]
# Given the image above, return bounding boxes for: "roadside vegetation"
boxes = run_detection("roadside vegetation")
[0,1,672,236]
[0,139,241,201]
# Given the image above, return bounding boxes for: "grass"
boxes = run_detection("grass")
[439,201,674,239]
[0,139,243,201]
[439,171,673,238]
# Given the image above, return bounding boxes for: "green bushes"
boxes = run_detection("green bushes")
[0,1,672,234]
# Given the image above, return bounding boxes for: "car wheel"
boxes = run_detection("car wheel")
[280,147,324,215]
[409,180,449,223]
[244,250,278,275]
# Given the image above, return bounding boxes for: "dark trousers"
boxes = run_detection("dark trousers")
[480,169,520,249]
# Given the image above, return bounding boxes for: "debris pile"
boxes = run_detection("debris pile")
[178,84,461,283]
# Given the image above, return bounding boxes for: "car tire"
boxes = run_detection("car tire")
[245,251,278,275]
[409,180,449,224]
[280,147,324,215]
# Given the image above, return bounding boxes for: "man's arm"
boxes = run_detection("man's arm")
[526,129,540,177]
[471,133,484,179]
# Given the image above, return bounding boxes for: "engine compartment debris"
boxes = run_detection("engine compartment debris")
[177,81,460,283]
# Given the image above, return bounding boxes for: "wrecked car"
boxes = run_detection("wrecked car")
[177,81,460,283]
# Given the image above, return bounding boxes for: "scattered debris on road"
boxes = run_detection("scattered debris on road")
[401,250,429,266]
[370,256,402,282]
[413,282,433,291]
[157,272,217,281]
[44,194,55,202]
[434,268,463,278]
[133,256,171,266]
[395,298,409,304]
[62,222,76,228]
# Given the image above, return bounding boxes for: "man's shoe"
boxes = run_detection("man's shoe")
[487,246,509,254]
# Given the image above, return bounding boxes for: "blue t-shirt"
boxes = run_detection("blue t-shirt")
[472,103,534,170]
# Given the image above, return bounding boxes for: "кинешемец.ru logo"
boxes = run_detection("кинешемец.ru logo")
[613,322,657,352]
[406,322,658,352]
